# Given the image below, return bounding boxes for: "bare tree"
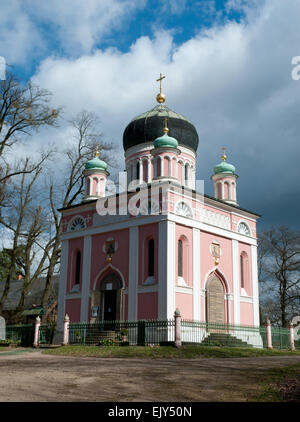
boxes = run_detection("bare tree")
[258,226,300,327]
[0,73,60,208]
[0,155,52,316]
[40,110,116,308]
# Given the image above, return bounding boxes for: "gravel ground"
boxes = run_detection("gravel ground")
[0,350,300,402]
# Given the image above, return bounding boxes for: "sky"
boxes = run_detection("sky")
[1,0,300,231]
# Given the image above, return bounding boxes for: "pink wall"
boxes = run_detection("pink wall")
[138,292,158,319]
[200,231,233,293]
[238,242,253,296]
[176,293,193,319]
[66,237,84,293]
[90,229,129,290]
[175,224,193,286]
[66,298,81,322]
[138,223,159,285]
[124,294,128,320]
[240,302,254,326]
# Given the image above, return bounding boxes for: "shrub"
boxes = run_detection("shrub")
[98,338,120,347]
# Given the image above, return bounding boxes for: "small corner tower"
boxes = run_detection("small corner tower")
[151,118,181,183]
[211,148,238,205]
[83,145,109,201]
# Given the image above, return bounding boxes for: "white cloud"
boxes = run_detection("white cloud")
[0,0,44,65]
[27,0,300,226]
[0,0,145,65]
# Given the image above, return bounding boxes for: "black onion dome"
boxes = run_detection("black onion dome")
[123,104,199,153]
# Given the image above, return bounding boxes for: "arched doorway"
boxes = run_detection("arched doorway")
[91,272,123,322]
[206,275,225,324]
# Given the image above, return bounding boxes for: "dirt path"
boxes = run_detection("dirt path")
[0,350,300,402]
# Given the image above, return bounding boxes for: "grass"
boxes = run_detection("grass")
[252,363,300,402]
[42,344,300,359]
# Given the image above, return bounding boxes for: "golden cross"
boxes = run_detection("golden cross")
[156,73,165,94]
[163,117,169,134]
[95,143,100,158]
[222,147,227,161]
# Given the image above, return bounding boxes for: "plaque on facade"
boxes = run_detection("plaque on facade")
[210,241,221,265]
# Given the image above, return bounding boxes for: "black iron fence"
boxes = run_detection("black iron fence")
[1,320,298,350]
[68,319,175,346]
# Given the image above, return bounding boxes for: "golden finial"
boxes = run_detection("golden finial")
[163,118,169,134]
[156,73,166,103]
[95,143,100,158]
[221,147,227,161]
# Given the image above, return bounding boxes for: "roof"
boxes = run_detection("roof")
[22,307,45,316]
[123,104,199,152]
[0,275,59,312]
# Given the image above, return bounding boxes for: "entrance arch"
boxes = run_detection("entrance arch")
[206,275,226,324]
[91,272,123,322]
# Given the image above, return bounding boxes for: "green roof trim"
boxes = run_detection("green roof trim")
[22,307,45,316]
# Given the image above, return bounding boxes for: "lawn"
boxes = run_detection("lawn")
[42,344,300,359]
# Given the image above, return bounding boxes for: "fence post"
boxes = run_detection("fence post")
[289,321,295,351]
[62,314,70,346]
[33,316,41,348]
[174,308,182,348]
[266,318,272,349]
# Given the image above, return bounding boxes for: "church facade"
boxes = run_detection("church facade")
[56,79,260,333]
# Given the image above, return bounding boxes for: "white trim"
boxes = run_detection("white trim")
[57,240,68,330]
[251,244,260,326]
[61,212,258,246]
[175,286,193,295]
[80,235,92,322]
[65,292,82,300]
[193,228,201,320]
[137,285,158,293]
[92,263,126,291]
[167,221,176,318]
[128,227,139,320]
[125,142,196,160]
[232,239,240,325]
[240,295,253,304]
[158,221,175,319]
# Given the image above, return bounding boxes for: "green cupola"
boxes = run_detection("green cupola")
[85,145,107,171]
[214,148,236,175]
[153,118,179,149]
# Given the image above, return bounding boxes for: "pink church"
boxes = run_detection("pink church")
[56,82,260,336]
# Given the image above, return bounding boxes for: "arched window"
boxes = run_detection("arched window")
[178,239,183,277]
[185,163,189,183]
[148,239,154,276]
[136,162,140,181]
[240,254,244,289]
[240,252,248,291]
[224,181,230,200]
[75,251,81,285]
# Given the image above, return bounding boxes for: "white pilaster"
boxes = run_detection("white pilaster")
[147,158,151,183]
[128,226,139,320]
[193,228,201,321]
[160,156,164,177]
[139,159,143,184]
[80,235,92,322]
[158,220,176,319]
[232,239,240,325]
[57,239,69,331]
[251,244,260,326]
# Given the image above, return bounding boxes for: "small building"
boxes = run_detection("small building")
[0,275,59,324]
